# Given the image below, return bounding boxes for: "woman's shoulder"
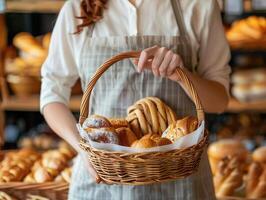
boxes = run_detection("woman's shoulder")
[184,0,220,13]
[56,0,83,33]
[61,0,81,16]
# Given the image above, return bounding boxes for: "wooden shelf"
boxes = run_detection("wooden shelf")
[226,98,266,113]
[0,95,81,112]
[5,0,65,13]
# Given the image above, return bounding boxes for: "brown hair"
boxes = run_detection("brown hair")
[75,0,108,34]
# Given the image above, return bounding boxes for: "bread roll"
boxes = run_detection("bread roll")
[116,127,137,147]
[162,116,198,143]
[33,167,53,183]
[131,133,172,148]
[250,82,266,96]
[253,146,266,164]
[208,139,248,175]
[110,118,129,129]
[142,133,172,146]
[131,138,157,148]
[231,71,252,84]
[83,115,112,129]
[232,84,251,101]
[85,127,119,144]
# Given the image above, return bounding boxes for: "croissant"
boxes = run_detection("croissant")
[0,149,40,182]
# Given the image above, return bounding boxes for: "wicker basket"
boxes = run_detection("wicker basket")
[0,182,69,200]
[7,75,41,97]
[79,51,208,185]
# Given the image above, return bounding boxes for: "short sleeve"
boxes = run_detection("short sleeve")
[197,0,231,94]
[40,1,80,113]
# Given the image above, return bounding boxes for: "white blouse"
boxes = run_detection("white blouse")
[40,0,231,112]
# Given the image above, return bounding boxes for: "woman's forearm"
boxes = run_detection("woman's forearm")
[180,69,229,114]
[43,103,81,153]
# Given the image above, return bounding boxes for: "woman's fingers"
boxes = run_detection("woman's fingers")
[159,50,173,77]
[81,152,100,183]
[167,54,183,76]
[87,161,101,183]
[137,46,184,81]
[152,47,168,77]
[137,45,158,73]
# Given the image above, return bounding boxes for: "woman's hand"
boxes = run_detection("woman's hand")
[80,151,101,183]
[136,45,184,81]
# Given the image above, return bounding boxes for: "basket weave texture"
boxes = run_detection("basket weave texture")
[79,51,208,185]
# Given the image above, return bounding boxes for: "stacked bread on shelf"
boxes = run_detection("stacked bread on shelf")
[4,32,51,96]
[24,148,74,183]
[231,68,266,102]
[0,146,75,184]
[208,140,266,199]
[226,16,266,48]
[81,97,198,148]
[0,149,40,182]
[6,32,51,76]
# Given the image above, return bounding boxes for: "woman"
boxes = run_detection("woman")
[41,0,231,199]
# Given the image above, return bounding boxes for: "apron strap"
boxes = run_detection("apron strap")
[87,24,95,37]
[171,0,195,72]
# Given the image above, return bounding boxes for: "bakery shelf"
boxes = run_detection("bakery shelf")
[0,95,81,112]
[5,0,65,13]
[226,98,266,113]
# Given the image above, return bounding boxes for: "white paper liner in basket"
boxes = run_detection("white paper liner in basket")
[77,121,205,153]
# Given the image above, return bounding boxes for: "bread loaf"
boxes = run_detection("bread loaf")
[213,156,244,197]
[208,139,248,175]
[246,162,266,199]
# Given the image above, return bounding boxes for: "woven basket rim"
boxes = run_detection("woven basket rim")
[80,129,208,155]
[0,182,69,190]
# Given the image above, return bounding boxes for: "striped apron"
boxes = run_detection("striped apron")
[69,0,216,199]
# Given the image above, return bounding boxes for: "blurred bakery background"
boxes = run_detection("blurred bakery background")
[0,0,265,199]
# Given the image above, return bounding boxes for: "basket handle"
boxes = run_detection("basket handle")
[79,51,204,125]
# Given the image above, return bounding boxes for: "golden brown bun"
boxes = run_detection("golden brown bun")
[42,33,51,49]
[116,127,137,147]
[162,116,198,142]
[208,139,248,175]
[131,133,172,148]
[109,118,129,129]
[33,167,53,183]
[253,146,266,164]
[23,173,35,183]
[131,138,157,148]
[232,84,251,101]
[13,32,46,58]
[83,115,112,129]
[142,133,172,146]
